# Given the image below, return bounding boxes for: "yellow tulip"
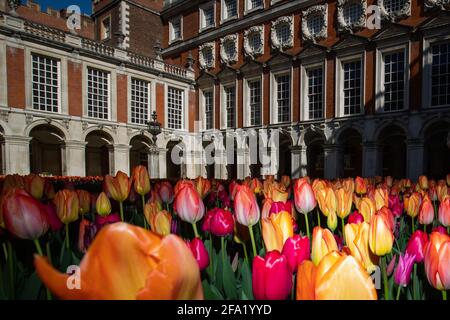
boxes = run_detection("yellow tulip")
[311,226,338,266]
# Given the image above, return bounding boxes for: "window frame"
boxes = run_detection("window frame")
[199,1,216,32]
[202,88,215,131]
[86,66,111,121]
[165,85,186,131]
[221,0,239,24]
[244,0,264,15]
[169,15,183,44]
[244,76,263,127]
[221,82,237,130]
[271,70,292,124]
[129,77,152,125]
[301,61,326,121]
[100,15,111,41]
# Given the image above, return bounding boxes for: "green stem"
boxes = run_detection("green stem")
[423,224,426,233]
[208,233,214,281]
[242,242,249,264]
[119,201,124,222]
[396,286,402,300]
[413,264,418,300]
[411,216,415,233]
[7,241,14,299]
[65,223,70,250]
[34,240,51,300]
[316,209,321,228]
[141,195,147,229]
[2,242,7,261]
[291,274,296,300]
[33,239,44,256]
[304,214,310,240]
[443,291,447,301]
[46,240,53,266]
[381,256,390,300]
[192,222,200,238]
[447,226,449,235]
[341,217,346,245]
[248,225,258,258]
[221,236,225,265]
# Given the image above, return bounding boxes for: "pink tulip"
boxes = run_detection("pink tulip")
[187,238,209,271]
[158,181,174,204]
[348,211,364,224]
[41,203,63,232]
[173,183,205,224]
[253,251,292,300]
[281,235,310,273]
[210,208,234,237]
[293,179,316,214]
[433,226,448,235]
[234,185,260,227]
[387,255,397,276]
[270,201,292,216]
[394,252,415,287]
[406,230,429,263]
[95,213,121,231]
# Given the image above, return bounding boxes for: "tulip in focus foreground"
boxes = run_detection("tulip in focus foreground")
[187,237,210,271]
[438,196,450,227]
[282,235,310,273]
[262,211,294,252]
[345,222,378,273]
[34,223,203,299]
[406,230,429,263]
[311,226,338,266]
[424,231,450,291]
[394,253,415,288]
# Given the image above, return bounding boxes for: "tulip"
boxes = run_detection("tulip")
[158,181,174,205]
[374,187,389,211]
[105,171,131,221]
[96,192,112,217]
[387,255,397,276]
[150,210,172,237]
[316,187,337,218]
[293,178,316,239]
[419,196,434,226]
[358,197,376,223]
[265,182,288,202]
[447,174,450,187]
[95,213,121,231]
[419,175,429,190]
[406,230,428,263]
[229,180,239,201]
[438,196,450,227]
[345,222,378,273]
[269,201,292,216]
[194,176,212,199]
[187,237,209,271]
[327,211,338,232]
[44,180,56,200]
[261,198,273,219]
[348,211,364,224]
[433,225,448,235]
[437,184,448,202]
[405,192,421,232]
[2,189,49,240]
[78,219,97,253]
[262,211,294,252]
[210,208,234,237]
[234,185,260,227]
[173,182,205,237]
[54,189,79,249]
[76,190,91,216]
[34,223,203,299]
[281,175,291,188]
[297,251,377,300]
[143,201,161,228]
[248,177,263,195]
[41,203,63,232]
[132,165,151,196]
[355,176,367,195]
[388,195,404,218]
[369,211,394,257]
[343,178,355,194]
[335,188,352,219]
[311,226,338,266]
[394,253,415,294]
[424,231,450,295]
[24,174,45,200]
[281,235,310,273]
[201,209,214,233]
[253,251,292,300]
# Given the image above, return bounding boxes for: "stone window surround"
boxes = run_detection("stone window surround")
[270,68,292,124]
[335,51,366,118]
[220,80,238,129]
[244,0,265,15]
[425,0,450,11]
[220,34,239,65]
[377,0,411,22]
[271,15,294,51]
[199,42,216,70]
[221,0,240,24]
[169,15,183,44]
[336,0,367,34]
[302,4,328,44]
[201,87,215,131]
[199,1,216,33]
[375,42,410,113]
[300,60,327,121]
[126,72,156,126]
[165,83,188,131]
[244,25,265,58]
[243,74,264,127]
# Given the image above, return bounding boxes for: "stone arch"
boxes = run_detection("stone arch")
[378,124,407,179]
[338,127,363,178]
[25,119,70,140]
[277,130,292,178]
[374,120,409,142]
[129,134,152,172]
[85,130,114,176]
[82,126,118,145]
[29,124,66,176]
[304,129,325,178]
[165,137,186,180]
[423,120,450,179]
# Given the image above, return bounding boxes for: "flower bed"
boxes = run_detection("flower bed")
[0,170,449,300]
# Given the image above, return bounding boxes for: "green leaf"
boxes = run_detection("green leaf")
[16,272,42,300]
[240,260,254,300]
[222,257,237,300]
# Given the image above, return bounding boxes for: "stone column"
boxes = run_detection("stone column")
[65,141,87,177]
[236,148,247,180]
[362,141,380,178]
[112,144,131,175]
[323,144,344,180]
[291,146,303,179]
[147,146,163,179]
[3,135,31,175]
[406,138,425,182]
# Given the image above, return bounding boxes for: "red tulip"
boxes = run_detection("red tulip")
[41,203,63,232]
[348,211,364,224]
[2,189,49,240]
[394,252,415,287]
[281,235,310,273]
[210,208,234,237]
[253,251,292,300]
[424,232,450,290]
[270,201,292,216]
[433,226,448,235]
[234,185,260,227]
[293,178,316,214]
[95,213,121,231]
[187,238,209,271]
[202,209,214,233]
[132,165,150,196]
[439,196,450,227]
[419,196,434,225]
[406,230,429,263]
[173,182,205,224]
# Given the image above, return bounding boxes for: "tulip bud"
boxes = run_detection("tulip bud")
[368,212,394,256]
[386,255,397,276]
[348,211,364,224]
[194,176,212,199]
[406,230,428,263]
[419,176,429,190]
[335,188,352,219]
[394,253,415,287]
[24,174,45,200]
[210,208,234,237]
[77,190,91,216]
[355,176,367,195]
[104,171,131,202]
[282,235,310,273]
[424,232,450,290]
[293,178,316,215]
[41,203,63,232]
[234,185,260,227]
[150,210,172,236]
[173,183,205,224]
[374,187,389,211]
[44,180,56,200]
[327,211,337,232]
[439,196,450,227]
[187,238,209,271]
[253,251,292,300]
[54,189,79,224]
[405,193,421,218]
[132,165,150,196]
[311,226,338,266]
[96,192,112,217]
[2,189,49,240]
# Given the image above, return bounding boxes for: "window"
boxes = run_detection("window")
[244,26,264,57]
[167,87,184,129]
[204,90,214,130]
[249,33,262,52]
[302,5,328,43]
[383,0,407,14]
[307,14,324,35]
[131,78,150,125]
[276,23,291,44]
[383,51,405,111]
[169,16,182,42]
[343,60,362,115]
[248,79,262,126]
[101,16,111,40]
[246,0,263,12]
[222,0,238,21]
[200,2,215,30]
[431,42,450,107]
[275,74,291,123]
[307,67,324,119]
[199,42,216,70]
[87,68,109,119]
[343,2,362,25]
[225,86,236,128]
[31,54,59,113]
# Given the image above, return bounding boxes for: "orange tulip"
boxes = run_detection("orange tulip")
[447,174,450,187]
[54,190,79,224]
[248,177,263,195]
[436,183,448,203]
[150,210,172,237]
[2,174,25,191]
[175,179,195,195]
[405,193,421,218]
[374,187,389,211]
[76,190,91,216]
[24,174,45,200]
[266,182,288,202]
[104,171,131,203]
[261,198,273,220]
[194,176,211,199]
[132,165,150,196]
[34,223,203,299]
[355,177,367,195]
[345,222,379,273]
[96,192,112,217]
[297,251,377,300]
[144,201,163,225]
[335,188,352,219]
[312,179,327,192]
[343,178,355,194]
[281,175,291,188]
[385,176,393,188]
[419,196,434,225]
[262,211,294,252]
[368,211,394,256]
[315,187,336,218]
[419,176,429,190]
[424,231,450,291]
[311,226,338,266]
[438,196,450,227]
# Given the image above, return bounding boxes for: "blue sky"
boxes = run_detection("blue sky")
[22,0,92,15]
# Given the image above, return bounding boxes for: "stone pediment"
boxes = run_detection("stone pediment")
[371,23,412,41]
[332,34,368,51]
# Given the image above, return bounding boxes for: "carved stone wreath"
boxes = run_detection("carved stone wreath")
[425,0,450,10]
[271,16,294,51]
[337,0,367,33]
[302,4,328,43]
[377,0,411,22]
[199,42,216,70]
[244,25,264,58]
[220,34,238,65]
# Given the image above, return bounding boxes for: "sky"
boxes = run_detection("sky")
[22,0,93,15]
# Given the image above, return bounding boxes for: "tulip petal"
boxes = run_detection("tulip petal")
[296,260,316,300]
